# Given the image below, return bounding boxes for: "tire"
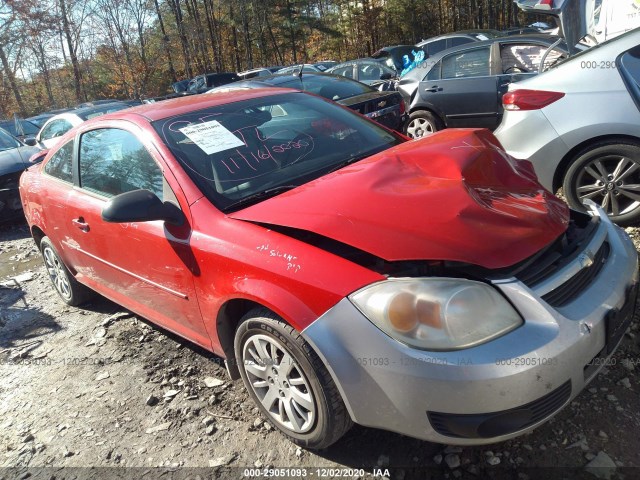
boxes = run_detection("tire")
[234,308,352,449]
[563,141,640,226]
[40,237,94,306]
[404,110,443,139]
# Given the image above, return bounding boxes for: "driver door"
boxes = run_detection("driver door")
[61,124,211,348]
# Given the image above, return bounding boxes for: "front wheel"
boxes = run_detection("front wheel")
[234,309,352,449]
[563,141,640,226]
[404,110,443,139]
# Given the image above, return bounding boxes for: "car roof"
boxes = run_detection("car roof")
[90,87,299,123]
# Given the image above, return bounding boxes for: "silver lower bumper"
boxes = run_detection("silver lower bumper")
[302,210,638,444]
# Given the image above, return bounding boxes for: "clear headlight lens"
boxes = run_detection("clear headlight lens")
[349,278,523,351]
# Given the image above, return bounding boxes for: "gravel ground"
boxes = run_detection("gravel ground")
[1,220,640,480]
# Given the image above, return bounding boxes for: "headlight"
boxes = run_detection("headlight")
[349,278,523,351]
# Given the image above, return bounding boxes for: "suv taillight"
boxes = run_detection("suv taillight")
[503,89,565,111]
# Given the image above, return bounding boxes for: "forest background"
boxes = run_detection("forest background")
[0,0,538,117]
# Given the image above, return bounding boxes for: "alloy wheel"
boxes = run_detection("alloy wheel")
[241,334,316,434]
[43,247,72,300]
[575,155,640,217]
[406,117,435,138]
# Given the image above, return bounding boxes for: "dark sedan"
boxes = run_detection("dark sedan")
[0,119,40,142]
[0,127,40,221]
[213,73,405,132]
[398,34,569,138]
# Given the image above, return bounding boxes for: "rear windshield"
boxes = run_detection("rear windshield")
[153,92,402,212]
[276,75,373,101]
[0,120,39,137]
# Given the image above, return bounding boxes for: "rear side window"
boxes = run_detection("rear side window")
[619,46,640,109]
[79,128,163,198]
[450,37,474,48]
[427,39,447,56]
[442,47,491,79]
[332,66,354,79]
[424,61,441,81]
[44,141,74,183]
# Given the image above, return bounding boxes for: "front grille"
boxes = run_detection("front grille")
[428,381,572,439]
[542,242,610,307]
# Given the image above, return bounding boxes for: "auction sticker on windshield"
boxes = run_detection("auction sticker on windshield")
[179,120,244,155]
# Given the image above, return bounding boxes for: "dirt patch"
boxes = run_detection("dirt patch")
[1,220,639,479]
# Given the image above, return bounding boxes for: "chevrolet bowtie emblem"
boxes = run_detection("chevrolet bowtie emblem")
[578,250,595,269]
[378,101,387,108]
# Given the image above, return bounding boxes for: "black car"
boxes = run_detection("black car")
[398,34,569,137]
[0,127,40,221]
[0,119,40,142]
[214,73,405,132]
[187,72,240,94]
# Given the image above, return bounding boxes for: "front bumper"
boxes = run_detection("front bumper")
[303,209,638,445]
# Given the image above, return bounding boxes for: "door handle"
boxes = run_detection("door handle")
[425,85,443,93]
[72,217,90,232]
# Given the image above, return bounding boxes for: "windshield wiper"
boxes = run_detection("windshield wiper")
[224,185,298,212]
[326,152,373,175]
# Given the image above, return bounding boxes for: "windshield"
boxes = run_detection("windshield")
[0,128,20,151]
[153,92,403,212]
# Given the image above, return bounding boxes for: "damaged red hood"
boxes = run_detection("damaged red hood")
[230,129,569,269]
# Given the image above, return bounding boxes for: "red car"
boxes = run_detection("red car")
[19,88,637,448]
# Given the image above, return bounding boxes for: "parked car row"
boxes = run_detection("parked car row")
[212,72,405,133]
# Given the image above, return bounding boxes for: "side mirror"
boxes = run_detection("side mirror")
[23,137,37,146]
[101,189,184,225]
[380,72,393,80]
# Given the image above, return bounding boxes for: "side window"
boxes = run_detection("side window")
[427,39,448,56]
[442,47,491,79]
[44,141,74,183]
[424,61,441,81]
[360,64,382,80]
[500,43,566,73]
[79,128,163,199]
[41,119,72,140]
[332,66,354,79]
[450,37,473,48]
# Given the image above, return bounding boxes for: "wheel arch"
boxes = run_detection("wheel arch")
[30,225,46,248]
[215,289,320,379]
[215,298,268,379]
[552,134,640,192]
[408,104,446,127]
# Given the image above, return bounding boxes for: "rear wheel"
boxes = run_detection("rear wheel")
[40,237,93,306]
[563,141,640,226]
[404,110,443,138]
[234,308,352,449]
